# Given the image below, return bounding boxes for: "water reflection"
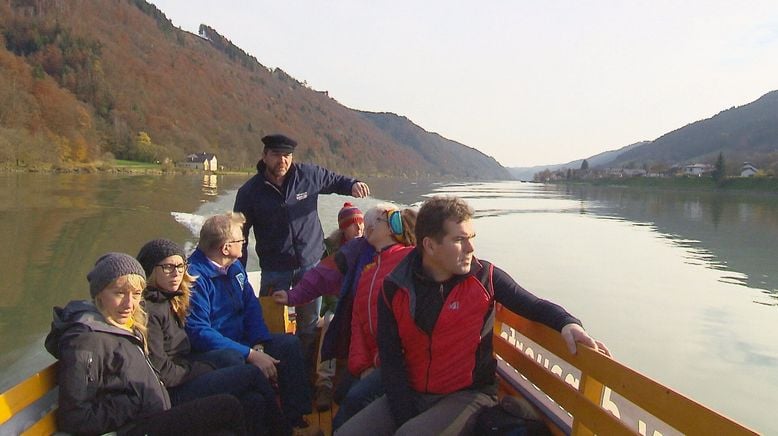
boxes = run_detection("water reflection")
[443,181,776,433]
[0,173,250,391]
[559,184,778,300]
[202,174,218,196]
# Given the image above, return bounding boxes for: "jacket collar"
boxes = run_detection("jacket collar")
[256,160,298,186]
[190,248,241,279]
[143,286,184,303]
[395,248,483,289]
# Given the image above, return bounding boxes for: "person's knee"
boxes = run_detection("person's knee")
[268,333,303,360]
[215,348,246,367]
[272,332,301,349]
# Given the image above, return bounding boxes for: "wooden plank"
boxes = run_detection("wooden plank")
[259,296,291,334]
[496,364,568,436]
[574,372,605,436]
[20,408,57,436]
[0,364,57,425]
[305,402,335,436]
[495,308,758,435]
[494,336,638,436]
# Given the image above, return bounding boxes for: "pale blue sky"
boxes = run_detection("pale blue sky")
[151,1,778,167]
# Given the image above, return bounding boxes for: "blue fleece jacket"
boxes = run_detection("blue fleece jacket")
[185,248,271,358]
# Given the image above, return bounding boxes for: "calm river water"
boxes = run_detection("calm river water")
[1,174,775,433]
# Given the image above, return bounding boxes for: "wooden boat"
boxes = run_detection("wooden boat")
[1,272,759,435]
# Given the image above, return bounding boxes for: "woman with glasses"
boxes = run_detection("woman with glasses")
[45,252,247,435]
[137,239,287,435]
[273,203,417,429]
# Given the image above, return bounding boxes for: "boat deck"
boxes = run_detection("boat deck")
[1,299,759,436]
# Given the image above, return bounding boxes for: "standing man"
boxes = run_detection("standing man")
[234,134,370,374]
[336,196,610,435]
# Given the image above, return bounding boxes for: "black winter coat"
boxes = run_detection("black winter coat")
[44,300,171,435]
[142,287,213,387]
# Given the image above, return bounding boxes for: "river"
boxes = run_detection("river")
[0,173,775,433]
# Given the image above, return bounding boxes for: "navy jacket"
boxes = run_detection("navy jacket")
[234,161,357,271]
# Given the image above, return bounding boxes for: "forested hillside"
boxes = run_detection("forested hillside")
[610,91,778,173]
[0,0,509,179]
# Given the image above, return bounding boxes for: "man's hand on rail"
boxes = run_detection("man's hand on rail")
[561,323,612,357]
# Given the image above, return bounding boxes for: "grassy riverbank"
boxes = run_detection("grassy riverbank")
[1,159,405,179]
[554,176,778,193]
[0,159,255,175]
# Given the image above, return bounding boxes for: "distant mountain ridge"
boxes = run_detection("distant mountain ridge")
[510,90,778,179]
[360,111,510,179]
[610,91,778,170]
[508,141,647,181]
[0,0,510,179]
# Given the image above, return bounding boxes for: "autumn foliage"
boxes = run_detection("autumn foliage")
[0,0,509,178]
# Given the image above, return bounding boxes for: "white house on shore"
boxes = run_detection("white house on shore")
[740,162,758,177]
[179,153,217,171]
[683,163,712,177]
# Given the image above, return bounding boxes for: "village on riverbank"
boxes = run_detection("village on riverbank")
[534,154,778,193]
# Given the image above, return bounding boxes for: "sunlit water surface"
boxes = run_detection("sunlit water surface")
[1,175,775,433]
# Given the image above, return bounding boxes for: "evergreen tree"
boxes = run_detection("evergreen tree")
[580,159,589,171]
[713,152,726,184]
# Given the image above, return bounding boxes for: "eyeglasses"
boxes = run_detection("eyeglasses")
[227,239,246,244]
[156,263,187,274]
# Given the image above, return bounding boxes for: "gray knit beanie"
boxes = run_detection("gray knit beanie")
[87,252,146,298]
[136,239,187,276]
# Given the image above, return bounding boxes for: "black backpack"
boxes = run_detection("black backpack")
[474,396,551,436]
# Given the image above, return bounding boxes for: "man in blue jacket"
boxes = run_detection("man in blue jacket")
[186,212,318,434]
[234,134,370,380]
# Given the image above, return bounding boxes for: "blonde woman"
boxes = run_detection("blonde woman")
[45,252,246,435]
[137,239,285,435]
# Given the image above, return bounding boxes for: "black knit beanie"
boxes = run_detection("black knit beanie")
[87,252,146,298]
[136,239,187,277]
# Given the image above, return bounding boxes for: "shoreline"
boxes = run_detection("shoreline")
[0,164,253,176]
[0,164,500,184]
[549,176,778,195]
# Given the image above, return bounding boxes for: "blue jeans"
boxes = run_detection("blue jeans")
[260,265,321,379]
[264,332,313,425]
[189,348,245,368]
[333,368,384,429]
[168,363,286,435]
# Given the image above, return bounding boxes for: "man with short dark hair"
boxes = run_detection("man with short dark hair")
[234,134,370,375]
[336,196,609,435]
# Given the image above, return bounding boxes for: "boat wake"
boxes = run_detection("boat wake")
[171,212,205,237]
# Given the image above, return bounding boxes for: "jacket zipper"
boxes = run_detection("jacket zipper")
[265,179,301,267]
[366,254,382,338]
[135,337,171,409]
[424,282,445,392]
[424,283,446,392]
[425,334,432,393]
[86,355,94,384]
[137,344,165,386]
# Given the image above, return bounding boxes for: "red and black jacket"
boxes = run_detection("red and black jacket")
[378,249,581,425]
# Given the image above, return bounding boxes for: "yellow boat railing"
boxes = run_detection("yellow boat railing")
[1,302,760,435]
[493,304,758,436]
[0,363,58,436]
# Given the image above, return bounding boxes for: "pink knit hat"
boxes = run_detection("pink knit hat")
[338,202,364,230]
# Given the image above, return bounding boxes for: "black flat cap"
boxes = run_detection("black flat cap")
[262,134,297,152]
